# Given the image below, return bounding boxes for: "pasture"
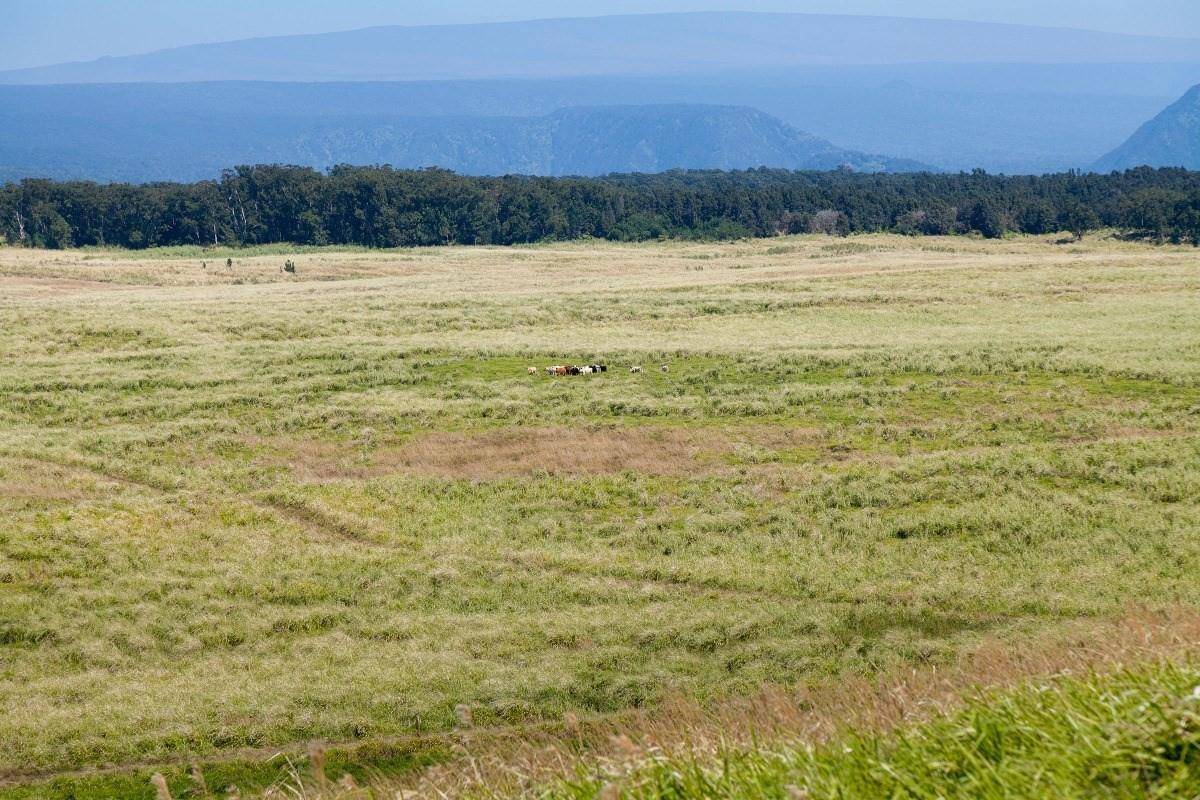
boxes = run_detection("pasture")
[1,233,1198,796]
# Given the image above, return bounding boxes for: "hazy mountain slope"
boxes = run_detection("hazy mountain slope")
[655,79,1172,174]
[541,105,927,174]
[3,12,1198,85]
[0,104,931,183]
[0,74,1186,176]
[1094,85,1200,170]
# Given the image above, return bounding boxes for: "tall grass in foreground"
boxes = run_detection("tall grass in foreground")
[270,665,1200,800]
[551,662,1200,800]
[257,609,1200,799]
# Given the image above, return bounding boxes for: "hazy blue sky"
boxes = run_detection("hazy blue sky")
[3,0,1198,70]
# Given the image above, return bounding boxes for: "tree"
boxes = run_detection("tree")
[1019,202,1055,235]
[1173,194,1200,246]
[920,202,958,236]
[1124,189,1181,243]
[1062,203,1099,241]
[809,209,848,236]
[894,209,927,236]
[32,203,73,248]
[967,200,1004,239]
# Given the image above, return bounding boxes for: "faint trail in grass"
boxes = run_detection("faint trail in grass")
[246,491,394,550]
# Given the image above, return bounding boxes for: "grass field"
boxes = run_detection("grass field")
[1,233,1198,797]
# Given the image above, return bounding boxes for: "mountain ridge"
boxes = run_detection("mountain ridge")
[0,70,1187,175]
[0,102,934,184]
[1094,85,1200,171]
[3,12,1198,85]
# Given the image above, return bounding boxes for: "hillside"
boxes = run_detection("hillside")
[0,76,1185,178]
[2,12,1198,84]
[0,103,930,183]
[1094,84,1200,170]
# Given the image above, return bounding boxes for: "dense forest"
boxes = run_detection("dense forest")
[2,165,1199,249]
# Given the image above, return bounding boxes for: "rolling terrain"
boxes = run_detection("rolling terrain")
[1,233,1198,797]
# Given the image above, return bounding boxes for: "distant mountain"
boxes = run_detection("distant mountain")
[0,103,931,183]
[530,106,931,175]
[0,73,1190,177]
[2,12,1198,85]
[1094,85,1200,171]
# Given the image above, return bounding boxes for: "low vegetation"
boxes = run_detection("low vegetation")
[1,233,1198,797]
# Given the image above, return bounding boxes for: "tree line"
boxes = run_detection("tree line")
[2,165,1198,250]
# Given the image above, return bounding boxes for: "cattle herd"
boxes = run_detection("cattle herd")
[541,364,609,376]
[527,363,668,375]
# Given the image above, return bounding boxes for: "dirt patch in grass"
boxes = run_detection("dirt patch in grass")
[272,426,821,481]
[394,427,726,478]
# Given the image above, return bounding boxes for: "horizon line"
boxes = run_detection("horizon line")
[3,9,1199,74]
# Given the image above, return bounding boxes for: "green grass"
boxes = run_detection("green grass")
[0,233,1198,796]
[550,660,1200,799]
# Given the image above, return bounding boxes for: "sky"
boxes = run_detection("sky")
[2,0,1198,71]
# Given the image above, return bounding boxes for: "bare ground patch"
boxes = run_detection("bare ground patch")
[392,427,724,478]
[263,426,821,481]
[259,423,1192,484]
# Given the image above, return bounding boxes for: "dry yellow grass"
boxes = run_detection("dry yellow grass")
[3,233,1196,380]
[0,231,1189,293]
